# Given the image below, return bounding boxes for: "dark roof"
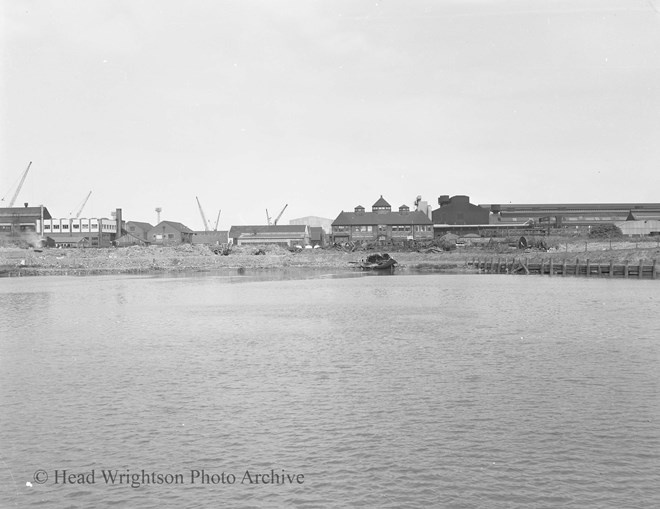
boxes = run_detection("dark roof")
[229,225,308,237]
[332,210,432,226]
[127,221,153,231]
[151,221,193,233]
[372,196,391,208]
[0,206,52,220]
[486,203,660,213]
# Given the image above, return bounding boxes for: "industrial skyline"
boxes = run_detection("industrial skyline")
[2,0,660,230]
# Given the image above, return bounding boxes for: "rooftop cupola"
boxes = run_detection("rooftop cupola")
[354,205,365,215]
[372,195,391,214]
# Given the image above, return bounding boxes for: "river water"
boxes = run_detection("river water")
[1,271,658,508]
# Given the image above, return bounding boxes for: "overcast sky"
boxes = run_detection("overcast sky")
[2,0,659,230]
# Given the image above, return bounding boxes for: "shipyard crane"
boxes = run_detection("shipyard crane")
[2,161,32,207]
[266,204,288,226]
[273,204,288,225]
[196,196,210,232]
[214,209,221,231]
[71,190,92,218]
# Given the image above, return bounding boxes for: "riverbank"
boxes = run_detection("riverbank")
[1,239,659,277]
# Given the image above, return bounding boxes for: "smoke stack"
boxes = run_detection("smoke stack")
[115,208,123,235]
[24,202,29,208]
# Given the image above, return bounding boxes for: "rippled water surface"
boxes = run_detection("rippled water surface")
[1,272,659,508]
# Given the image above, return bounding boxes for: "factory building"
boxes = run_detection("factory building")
[486,202,660,230]
[115,221,153,246]
[331,196,433,244]
[289,216,333,234]
[191,230,229,246]
[432,195,489,225]
[37,208,124,248]
[147,221,194,245]
[615,219,660,237]
[228,225,310,247]
[0,204,51,239]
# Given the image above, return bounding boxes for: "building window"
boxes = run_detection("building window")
[168,233,174,239]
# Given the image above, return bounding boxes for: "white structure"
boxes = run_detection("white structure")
[289,216,333,234]
[615,220,660,237]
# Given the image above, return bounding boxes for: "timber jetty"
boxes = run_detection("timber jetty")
[470,257,658,279]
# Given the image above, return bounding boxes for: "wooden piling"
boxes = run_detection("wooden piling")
[639,259,644,279]
[609,260,614,278]
[549,258,554,277]
[624,261,629,278]
[653,259,657,280]
[562,259,567,277]
[575,258,580,277]
[586,259,590,277]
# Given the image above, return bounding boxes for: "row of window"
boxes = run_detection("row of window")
[333,225,432,233]
[43,223,115,231]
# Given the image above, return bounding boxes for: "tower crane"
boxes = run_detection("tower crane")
[196,196,210,232]
[2,161,32,207]
[71,190,92,218]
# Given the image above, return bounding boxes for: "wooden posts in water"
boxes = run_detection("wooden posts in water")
[472,257,656,279]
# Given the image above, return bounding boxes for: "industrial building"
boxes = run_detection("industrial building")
[289,216,333,234]
[432,195,489,225]
[615,219,660,237]
[485,202,660,229]
[115,221,153,246]
[0,204,51,239]
[331,196,433,244]
[432,195,540,237]
[147,221,194,245]
[36,208,124,248]
[191,230,229,246]
[228,225,310,247]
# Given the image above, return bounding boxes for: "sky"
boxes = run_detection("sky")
[1,0,659,230]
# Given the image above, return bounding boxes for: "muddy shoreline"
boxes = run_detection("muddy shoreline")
[1,240,659,278]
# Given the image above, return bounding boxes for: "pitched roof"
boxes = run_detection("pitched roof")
[152,220,193,233]
[127,221,153,231]
[372,195,391,208]
[229,225,308,237]
[332,210,432,226]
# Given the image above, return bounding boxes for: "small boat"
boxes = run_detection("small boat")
[356,253,398,271]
